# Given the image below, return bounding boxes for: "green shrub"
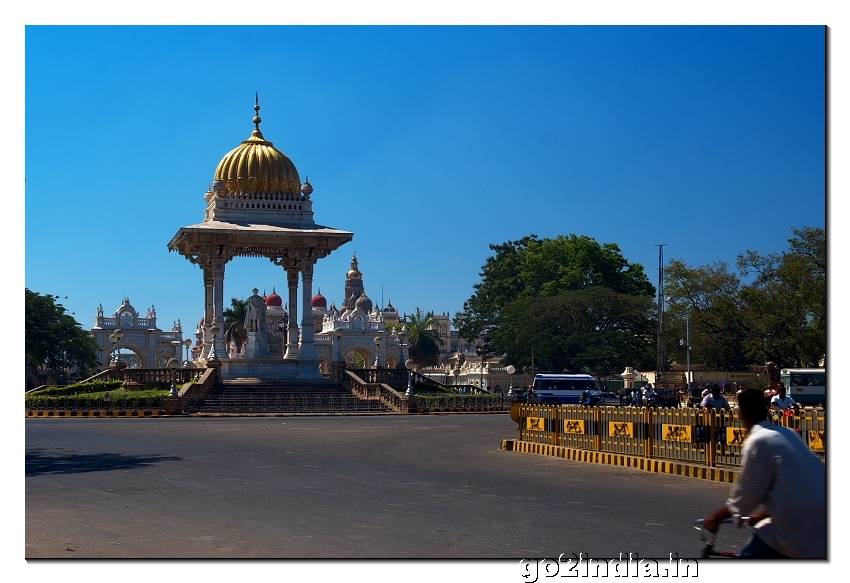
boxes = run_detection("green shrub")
[25,392,167,410]
[29,379,123,396]
[416,393,504,408]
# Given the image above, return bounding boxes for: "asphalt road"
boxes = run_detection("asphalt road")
[25,414,750,559]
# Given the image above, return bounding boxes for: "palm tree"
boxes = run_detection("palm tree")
[406,307,441,367]
[222,297,249,355]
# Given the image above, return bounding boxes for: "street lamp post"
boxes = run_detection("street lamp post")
[505,364,515,406]
[113,329,124,365]
[208,325,221,362]
[405,359,415,396]
[167,357,179,397]
[475,343,485,391]
[506,365,516,391]
[685,307,691,394]
[396,326,407,369]
[183,338,193,366]
[373,335,383,369]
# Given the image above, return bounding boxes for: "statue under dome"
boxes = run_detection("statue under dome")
[244,288,271,358]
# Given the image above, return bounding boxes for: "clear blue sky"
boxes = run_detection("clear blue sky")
[24,25,826,334]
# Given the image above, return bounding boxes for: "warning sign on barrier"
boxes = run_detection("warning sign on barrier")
[608,421,634,438]
[563,419,586,434]
[726,427,748,446]
[662,424,691,442]
[808,431,825,452]
[526,417,546,431]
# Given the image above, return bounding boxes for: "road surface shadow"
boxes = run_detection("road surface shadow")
[26,448,182,476]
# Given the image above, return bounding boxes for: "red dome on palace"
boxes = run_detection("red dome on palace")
[265,289,283,307]
[311,291,327,308]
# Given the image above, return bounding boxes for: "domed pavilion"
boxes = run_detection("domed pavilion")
[168,97,353,380]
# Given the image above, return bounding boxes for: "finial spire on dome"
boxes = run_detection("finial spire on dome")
[251,93,264,139]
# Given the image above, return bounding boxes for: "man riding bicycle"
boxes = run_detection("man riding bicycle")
[702,388,825,558]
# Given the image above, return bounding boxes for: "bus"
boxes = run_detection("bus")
[779,368,825,407]
[529,374,601,405]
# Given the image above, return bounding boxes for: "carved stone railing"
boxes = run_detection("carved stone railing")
[95,317,158,329]
[341,370,408,413]
[178,367,218,398]
[121,368,205,387]
[348,368,408,391]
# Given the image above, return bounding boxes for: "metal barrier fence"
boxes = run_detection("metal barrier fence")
[516,405,825,467]
[197,394,393,414]
[416,393,512,410]
[25,396,165,412]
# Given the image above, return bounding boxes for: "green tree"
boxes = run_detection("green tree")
[664,259,750,370]
[737,227,825,367]
[453,234,655,353]
[222,297,249,355]
[26,288,100,385]
[406,308,441,367]
[664,227,825,371]
[491,287,655,377]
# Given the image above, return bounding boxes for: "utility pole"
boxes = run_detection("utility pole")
[531,347,535,384]
[656,244,666,386]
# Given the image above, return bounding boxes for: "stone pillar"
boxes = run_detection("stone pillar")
[212,259,227,358]
[284,268,299,359]
[202,264,214,359]
[298,260,318,360]
[331,359,346,384]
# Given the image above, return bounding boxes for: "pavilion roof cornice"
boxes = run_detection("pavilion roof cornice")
[168,221,353,259]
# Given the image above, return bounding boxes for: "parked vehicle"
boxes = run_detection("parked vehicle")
[507,387,531,403]
[596,391,622,406]
[780,368,825,407]
[655,389,680,408]
[528,374,601,405]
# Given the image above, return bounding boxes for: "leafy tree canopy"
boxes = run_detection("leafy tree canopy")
[222,297,249,352]
[664,227,825,370]
[406,307,441,367]
[491,287,656,378]
[26,288,100,385]
[453,234,655,352]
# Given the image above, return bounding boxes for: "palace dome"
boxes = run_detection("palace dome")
[355,292,373,312]
[265,288,283,307]
[346,255,362,280]
[213,99,301,197]
[311,291,327,308]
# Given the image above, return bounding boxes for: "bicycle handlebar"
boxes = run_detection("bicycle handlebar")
[693,517,752,558]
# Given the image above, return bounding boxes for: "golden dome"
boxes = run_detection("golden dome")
[213,98,301,196]
[346,255,362,280]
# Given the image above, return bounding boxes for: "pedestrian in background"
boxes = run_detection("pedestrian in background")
[701,384,730,411]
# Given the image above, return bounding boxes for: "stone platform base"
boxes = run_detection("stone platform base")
[219,358,326,383]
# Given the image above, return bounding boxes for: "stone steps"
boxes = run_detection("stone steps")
[196,382,393,414]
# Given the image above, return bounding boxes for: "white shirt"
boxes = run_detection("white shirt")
[726,420,825,558]
[770,394,796,411]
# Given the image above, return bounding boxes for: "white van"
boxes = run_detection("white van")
[529,374,601,405]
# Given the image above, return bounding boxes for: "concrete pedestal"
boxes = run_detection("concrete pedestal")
[220,358,328,384]
[244,332,270,359]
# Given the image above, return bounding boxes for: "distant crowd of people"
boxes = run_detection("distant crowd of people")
[618,380,804,414]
